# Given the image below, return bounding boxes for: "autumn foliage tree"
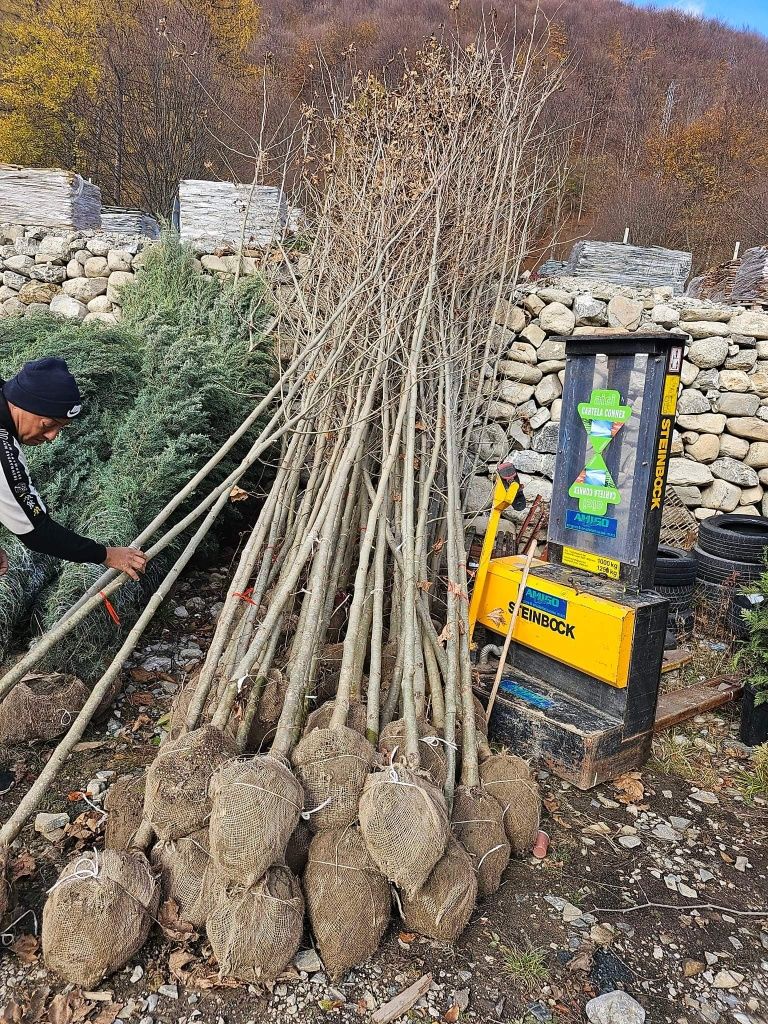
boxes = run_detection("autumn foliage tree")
[1,0,767,270]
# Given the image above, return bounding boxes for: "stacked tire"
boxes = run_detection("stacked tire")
[693,514,768,638]
[654,545,696,641]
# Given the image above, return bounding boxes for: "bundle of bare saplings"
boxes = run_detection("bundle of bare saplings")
[0,32,565,987]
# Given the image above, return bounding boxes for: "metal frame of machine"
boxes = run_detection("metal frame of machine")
[471,332,683,789]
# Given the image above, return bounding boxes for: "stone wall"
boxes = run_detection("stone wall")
[467,277,768,528]
[0,224,270,325]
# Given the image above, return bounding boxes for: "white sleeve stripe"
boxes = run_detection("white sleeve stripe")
[0,428,47,536]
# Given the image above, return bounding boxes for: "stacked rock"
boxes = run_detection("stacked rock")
[466,278,768,528]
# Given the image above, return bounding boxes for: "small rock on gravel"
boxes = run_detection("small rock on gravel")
[586,990,646,1024]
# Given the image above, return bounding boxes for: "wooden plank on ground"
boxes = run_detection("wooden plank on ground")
[654,676,742,733]
[661,649,693,674]
[371,973,433,1024]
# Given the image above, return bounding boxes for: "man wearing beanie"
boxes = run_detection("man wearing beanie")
[0,357,147,580]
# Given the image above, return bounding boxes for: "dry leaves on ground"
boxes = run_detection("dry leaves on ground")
[612,771,646,805]
[158,898,200,943]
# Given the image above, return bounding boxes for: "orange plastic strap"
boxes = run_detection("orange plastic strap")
[100,591,121,626]
[232,587,257,607]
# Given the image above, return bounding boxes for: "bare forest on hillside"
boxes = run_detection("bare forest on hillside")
[2,0,768,270]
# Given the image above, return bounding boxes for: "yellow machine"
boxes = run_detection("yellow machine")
[469,333,682,789]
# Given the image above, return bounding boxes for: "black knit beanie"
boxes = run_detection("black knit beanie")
[4,357,82,419]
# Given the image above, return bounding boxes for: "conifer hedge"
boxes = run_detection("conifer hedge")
[0,237,274,678]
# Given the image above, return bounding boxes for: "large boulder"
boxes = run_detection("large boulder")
[651,304,679,328]
[63,277,108,303]
[495,380,536,405]
[50,294,88,321]
[107,249,134,273]
[725,349,757,371]
[606,295,642,330]
[538,301,575,336]
[710,457,759,488]
[535,374,562,406]
[34,236,70,263]
[106,271,135,304]
[507,341,538,364]
[28,264,67,284]
[700,479,741,512]
[748,370,768,398]
[537,287,573,306]
[681,321,731,340]
[666,458,714,487]
[537,338,566,361]
[745,443,768,470]
[675,413,726,434]
[680,304,732,324]
[684,434,719,463]
[18,281,58,304]
[729,311,768,340]
[680,360,698,386]
[718,369,751,393]
[496,360,542,385]
[84,256,109,278]
[513,450,556,478]
[469,422,507,463]
[676,389,710,416]
[86,236,111,257]
[719,434,750,459]
[726,417,768,442]
[573,294,607,326]
[687,337,729,369]
[716,392,760,417]
[532,422,560,454]
[3,254,34,275]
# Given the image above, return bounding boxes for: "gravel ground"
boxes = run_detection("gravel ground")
[1,566,767,1024]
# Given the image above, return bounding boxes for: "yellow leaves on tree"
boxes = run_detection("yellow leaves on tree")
[187,0,262,70]
[649,104,768,208]
[0,0,103,167]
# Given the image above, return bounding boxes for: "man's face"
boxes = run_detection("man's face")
[14,408,71,445]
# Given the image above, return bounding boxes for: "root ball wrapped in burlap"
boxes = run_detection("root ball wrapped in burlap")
[104,773,146,851]
[451,786,510,897]
[358,764,449,896]
[304,699,367,737]
[207,865,304,983]
[291,726,375,832]
[0,673,89,745]
[144,725,235,841]
[151,830,210,927]
[208,756,303,886]
[379,718,449,790]
[304,825,391,980]
[399,836,477,943]
[479,752,540,855]
[283,817,312,876]
[242,668,287,753]
[42,849,159,988]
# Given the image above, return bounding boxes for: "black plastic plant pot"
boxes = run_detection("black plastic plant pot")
[740,682,768,747]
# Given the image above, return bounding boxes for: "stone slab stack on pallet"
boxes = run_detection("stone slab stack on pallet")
[0,165,101,231]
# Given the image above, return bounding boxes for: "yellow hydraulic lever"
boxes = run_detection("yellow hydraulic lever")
[468,461,526,645]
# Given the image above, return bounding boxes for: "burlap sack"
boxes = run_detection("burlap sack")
[291,726,375,832]
[104,773,146,851]
[0,673,89,745]
[42,849,159,988]
[144,725,235,841]
[479,752,541,855]
[399,836,477,943]
[304,825,391,980]
[151,829,210,927]
[451,786,510,897]
[242,668,287,753]
[207,864,304,983]
[378,718,449,790]
[208,756,303,887]
[283,818,312,876]
[303,699,368,737]
[358,764,448,896]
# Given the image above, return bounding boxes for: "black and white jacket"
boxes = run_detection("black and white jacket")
[0,384,107,564]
